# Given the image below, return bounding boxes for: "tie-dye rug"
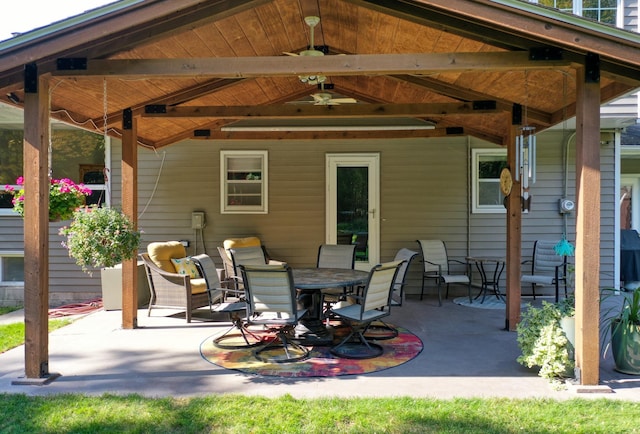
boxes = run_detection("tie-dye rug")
[200,325,423,377]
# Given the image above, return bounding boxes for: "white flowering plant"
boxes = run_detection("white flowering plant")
[59,205,142,273]
[516,300,574,380]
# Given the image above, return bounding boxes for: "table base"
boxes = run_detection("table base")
[293,319,334,346]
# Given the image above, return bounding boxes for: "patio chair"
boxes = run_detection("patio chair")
[390,248,419,306]
[240,264,309,363]
[316,244,357,317]
[191,254,262,348]
[521,240,568,302]
[417,239,471,306]
[140,241,223,323]
[329,260,404,359]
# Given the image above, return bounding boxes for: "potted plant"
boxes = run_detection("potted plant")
[602,288,640,375]
[5,176,92,221]
[59,205,142,274]
[516,298,575,381]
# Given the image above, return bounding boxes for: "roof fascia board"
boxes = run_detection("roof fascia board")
[0,0,269,89]
[350,0,640,69]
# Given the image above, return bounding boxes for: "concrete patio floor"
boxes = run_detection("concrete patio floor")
[1,293,639,401]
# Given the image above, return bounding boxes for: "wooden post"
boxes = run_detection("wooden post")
[121,108,138,329]
[574,59,601,386]
[505,110,522,331]
[15,66,59,384]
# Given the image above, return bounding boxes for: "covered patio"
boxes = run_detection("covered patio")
[1,295,638,399]
[1,0,640,388]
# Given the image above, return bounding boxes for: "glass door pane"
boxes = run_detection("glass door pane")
[337,166,368,262]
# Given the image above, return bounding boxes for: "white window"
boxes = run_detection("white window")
[472,149,507,214]
[0,253,24,284]
[533,1,619,26]
[220,150,268,214]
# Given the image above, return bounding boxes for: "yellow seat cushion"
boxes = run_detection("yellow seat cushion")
[223,237,262,258]
[190,278,208,294]
[148,241,187,273]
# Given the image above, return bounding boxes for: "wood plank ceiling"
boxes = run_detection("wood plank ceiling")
[0,0,639,148]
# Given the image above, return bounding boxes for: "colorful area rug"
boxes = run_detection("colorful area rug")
[200,325,423,377]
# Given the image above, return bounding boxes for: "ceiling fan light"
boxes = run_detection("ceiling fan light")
[299,74,326,85]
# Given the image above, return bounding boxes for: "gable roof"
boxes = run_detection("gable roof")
[0,0,639,147]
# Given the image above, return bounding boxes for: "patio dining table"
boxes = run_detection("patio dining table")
[292,267,369,345]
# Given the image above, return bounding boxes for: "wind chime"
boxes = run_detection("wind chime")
[514,71,536,212]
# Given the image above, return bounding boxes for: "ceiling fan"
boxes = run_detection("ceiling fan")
[284,16,328,85]
[288,82,358,106]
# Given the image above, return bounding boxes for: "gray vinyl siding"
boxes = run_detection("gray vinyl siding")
[624,0,638,31]
[0,128,619,306]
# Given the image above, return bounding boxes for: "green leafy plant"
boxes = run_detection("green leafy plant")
[59,205,142,273]
[516,299,574,380]
[601,288,640,374]
[4,176,91,221]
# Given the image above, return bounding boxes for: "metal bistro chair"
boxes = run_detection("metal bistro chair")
[329,260,404,359]
[240,264,309,363]
[390,248,419,306]
[521,240,568,302]
[417,239,471,306]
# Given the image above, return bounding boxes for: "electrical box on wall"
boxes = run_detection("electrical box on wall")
[559,198,575,214]
[191,211,206,229]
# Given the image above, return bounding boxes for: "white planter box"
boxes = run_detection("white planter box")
[101,261,150,310]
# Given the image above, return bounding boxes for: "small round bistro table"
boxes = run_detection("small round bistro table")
[466,256,506,304]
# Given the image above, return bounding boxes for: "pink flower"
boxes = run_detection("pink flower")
[4,185,14,192]
[16,177,23,185]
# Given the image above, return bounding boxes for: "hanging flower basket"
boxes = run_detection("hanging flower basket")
[4,176,92,222]
[59,205,142,274]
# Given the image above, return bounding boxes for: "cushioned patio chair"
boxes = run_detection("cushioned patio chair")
[240,264,309,363]
[417,239,471,306]
[521,239,568,302]
[329,260,404,359]
[140,241,223,323]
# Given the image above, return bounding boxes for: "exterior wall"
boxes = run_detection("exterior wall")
[0,130,618,306]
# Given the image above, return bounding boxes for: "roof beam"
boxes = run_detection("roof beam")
[54,52,573,78]
[141,102,500,119]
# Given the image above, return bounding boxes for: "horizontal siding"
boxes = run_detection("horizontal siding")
[624,1,638,30]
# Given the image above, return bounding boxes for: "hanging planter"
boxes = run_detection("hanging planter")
[59,205,142,274]
[4,176,92,222]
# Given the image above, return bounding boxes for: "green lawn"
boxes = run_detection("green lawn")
[0,316,72,353]
[0,394,638,433]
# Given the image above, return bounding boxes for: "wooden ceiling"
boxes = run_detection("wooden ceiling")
[0,0,639,148]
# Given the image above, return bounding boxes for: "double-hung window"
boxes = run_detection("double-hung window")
[533,1,619,26]
[472,149,508,214]
[220,150,268,214]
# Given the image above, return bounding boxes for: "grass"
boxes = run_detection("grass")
[0,306,20,316]
[0,316,72,354]
[0,394,639,433]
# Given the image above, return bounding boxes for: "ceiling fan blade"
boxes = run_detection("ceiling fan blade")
[330,98,358,104]
[283,52,299,56]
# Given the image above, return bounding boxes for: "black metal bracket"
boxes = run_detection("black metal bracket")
[446,127,464,135]
[145,104,167,114]
[529,47,563,61]
[24,63,38,93]
[56,58,87,71]
[122,108,133,130]
[585,52,600,83]
[512,103,522,125]
[194,129,211,137]
[473,100,496,111]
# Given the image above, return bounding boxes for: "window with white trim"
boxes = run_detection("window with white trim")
[0,128,108,216]
[533,1,618,25]
[472,149,508,214]
[220,150,268,214]
[0,253,24,284]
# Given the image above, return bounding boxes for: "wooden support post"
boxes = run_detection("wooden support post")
[14,66,60,384]
[574,62,601,386]
[505,111,522,331]
[121,108,138,329]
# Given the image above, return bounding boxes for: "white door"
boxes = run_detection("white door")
[326,153,379,271]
